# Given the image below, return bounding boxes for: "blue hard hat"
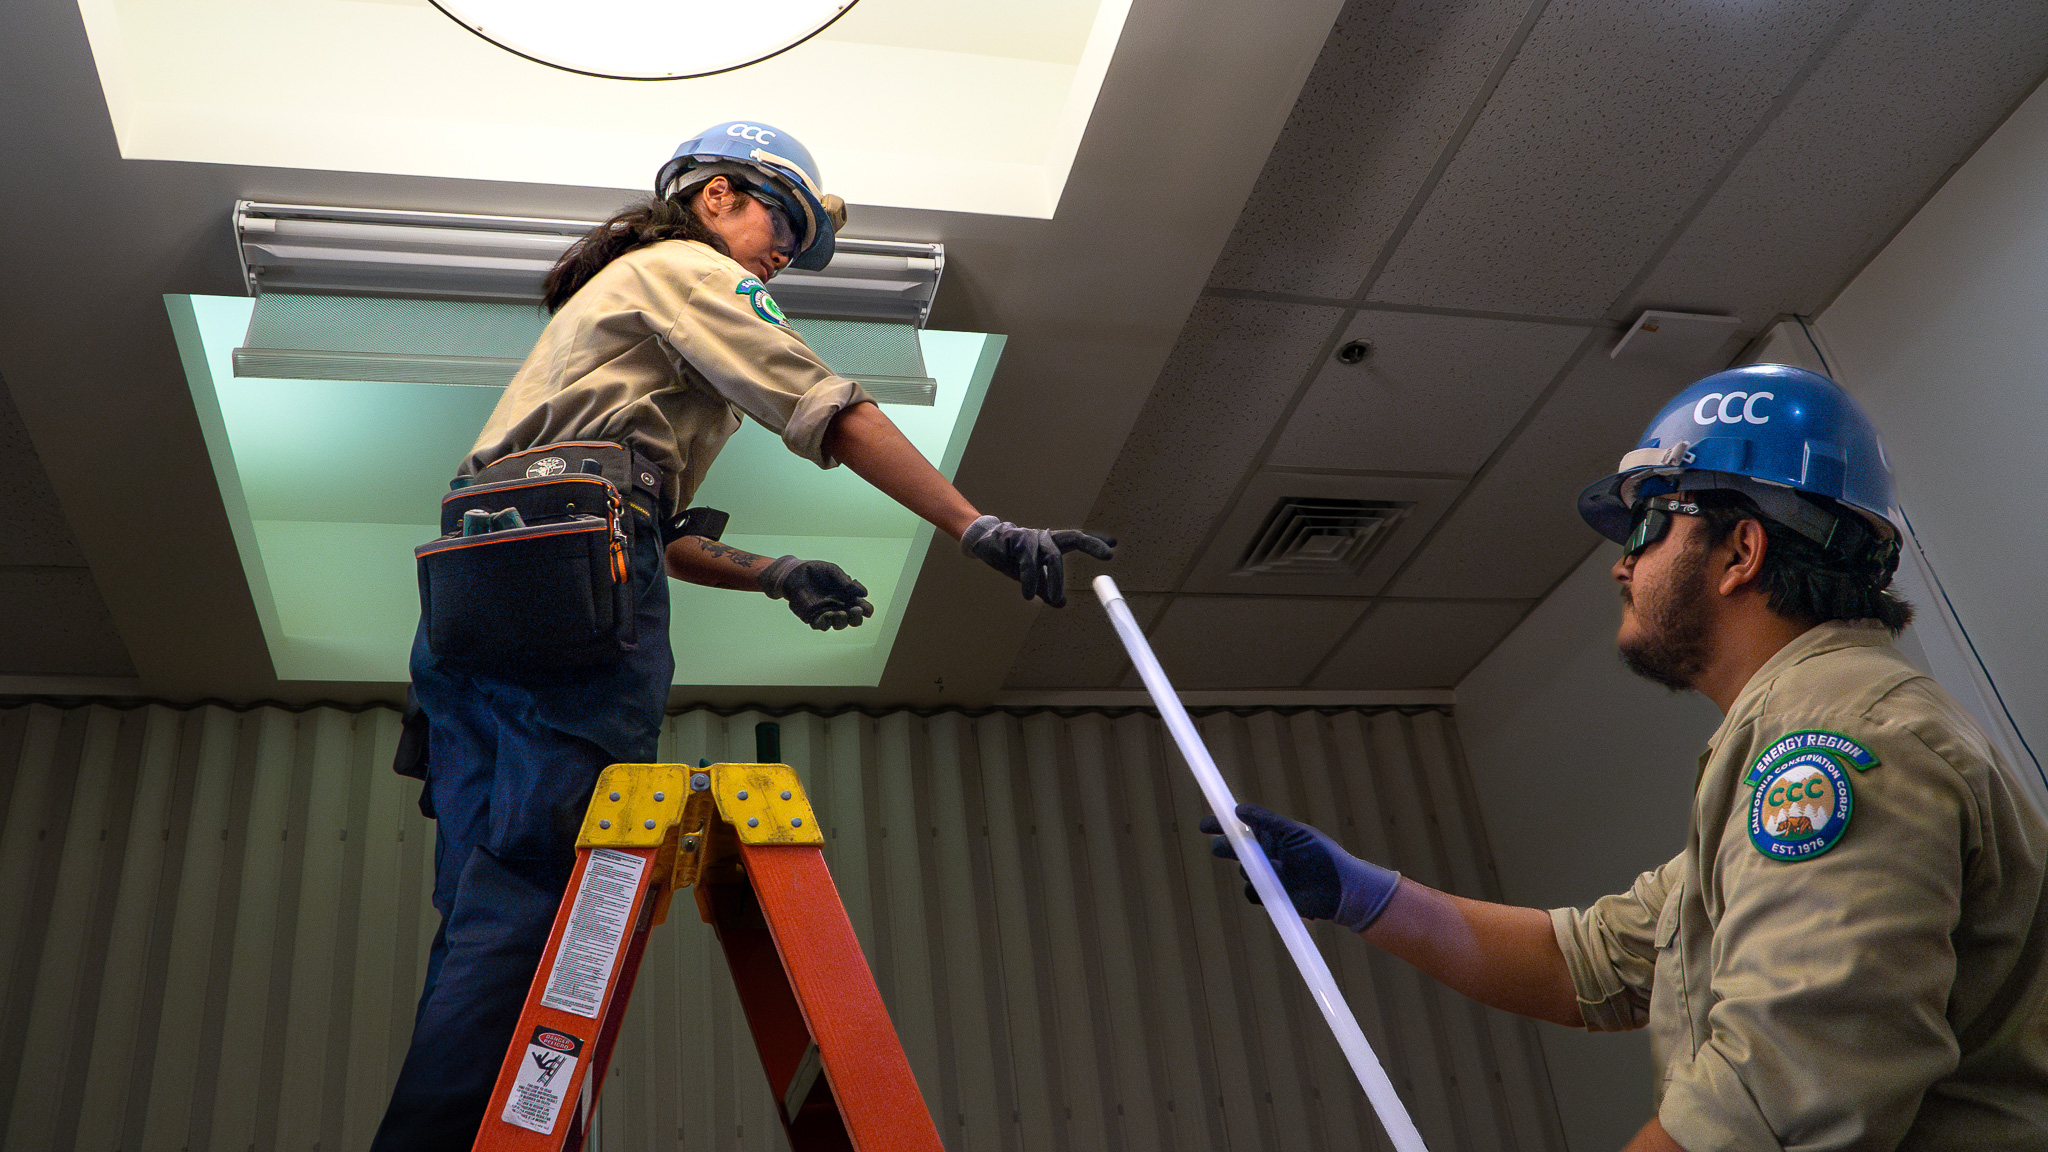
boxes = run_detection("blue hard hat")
[1579,364,1898,547]
[655,120,841,270]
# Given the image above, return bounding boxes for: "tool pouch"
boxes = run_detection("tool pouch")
[415,472,634,673]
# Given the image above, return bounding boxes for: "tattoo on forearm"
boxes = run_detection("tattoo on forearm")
[696,539,762,568]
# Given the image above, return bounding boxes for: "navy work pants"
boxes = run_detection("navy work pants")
[371,511,672,1151]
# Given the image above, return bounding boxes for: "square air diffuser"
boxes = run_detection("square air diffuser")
[1235,498,1412,576]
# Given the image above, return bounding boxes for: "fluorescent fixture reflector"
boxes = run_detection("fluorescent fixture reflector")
[236,202,944,326]
[432,0,857,80]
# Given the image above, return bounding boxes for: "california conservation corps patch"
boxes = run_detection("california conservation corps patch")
[1743,729,1879,786]
[733,276,790,327]
[1748,749,1854,861]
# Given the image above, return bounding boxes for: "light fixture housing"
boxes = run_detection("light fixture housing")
[430,0,858,80]
[234,201,944,326]
[232,201,946,403]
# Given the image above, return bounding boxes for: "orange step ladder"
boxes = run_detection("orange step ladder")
[472,729,945,1152]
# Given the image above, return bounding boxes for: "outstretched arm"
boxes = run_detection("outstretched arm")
[822,400,1115,607]
[823,400,980,539]
[1207,804,1583,1027]
[665,535,772,590]
[665,535,874,631]
[1363,879,1583,1027]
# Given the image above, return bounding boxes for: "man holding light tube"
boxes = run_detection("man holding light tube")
[1205,366,2048,1151]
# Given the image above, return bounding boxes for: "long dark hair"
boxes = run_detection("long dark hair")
[543,192,728,312]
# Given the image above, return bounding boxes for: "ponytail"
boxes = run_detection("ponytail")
[542,193,729,312]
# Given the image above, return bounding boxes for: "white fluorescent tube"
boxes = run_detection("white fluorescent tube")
[1092,575,1430,1152]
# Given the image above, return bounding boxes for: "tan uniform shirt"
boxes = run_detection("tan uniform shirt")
[1552,621,2048,1150]
[462,239,870,515]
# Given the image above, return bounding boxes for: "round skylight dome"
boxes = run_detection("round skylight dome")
[432,0,858,81]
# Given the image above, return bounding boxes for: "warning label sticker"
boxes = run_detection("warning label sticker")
[540,849,646,1018]
[502,1026,584,1134]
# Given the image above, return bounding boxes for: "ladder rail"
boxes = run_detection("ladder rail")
[471,763,943,1152]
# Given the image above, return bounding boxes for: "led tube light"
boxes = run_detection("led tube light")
[1093,575,1431,1152]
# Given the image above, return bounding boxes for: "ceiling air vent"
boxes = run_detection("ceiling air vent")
[1234,498,1413,577]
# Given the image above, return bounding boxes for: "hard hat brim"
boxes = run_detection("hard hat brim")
[657,155,836,271]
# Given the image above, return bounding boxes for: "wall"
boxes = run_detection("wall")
[0,700,1566,1152]
[1454,546,1721,1151]
[1803,79,2048,803]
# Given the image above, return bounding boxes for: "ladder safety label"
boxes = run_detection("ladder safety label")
[502,1026,584,1134]
[540,848,646,1018]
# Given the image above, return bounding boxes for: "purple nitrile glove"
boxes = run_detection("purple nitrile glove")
[1200,802,1400,931]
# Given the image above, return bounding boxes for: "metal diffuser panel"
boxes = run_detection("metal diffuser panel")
[1235,497,1413,577]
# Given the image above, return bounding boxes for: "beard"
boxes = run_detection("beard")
[1617,539,1715,692]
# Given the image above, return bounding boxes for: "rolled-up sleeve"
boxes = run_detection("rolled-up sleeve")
[1661,728,1967,1152]
[653,256,872,467]
[1551,859,1675,1032]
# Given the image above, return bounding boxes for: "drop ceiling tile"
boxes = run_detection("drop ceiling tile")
[1385,351,1706,599]
[1004,591,1170,690]
[1310,599,1532,688]
[0,569,136,677]
[1207,0,1531,299]
[1087,296,1345,591]
[1136,596,1369,690]
[1367,0,1864,318]
[1270,310,1593,473]
[1630,0,2048,321]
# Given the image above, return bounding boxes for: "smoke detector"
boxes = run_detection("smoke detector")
[1234,498,1412,577]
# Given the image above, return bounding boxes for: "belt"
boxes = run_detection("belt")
[469,441,665,524]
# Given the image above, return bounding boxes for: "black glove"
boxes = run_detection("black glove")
[959,515,1116,608]
[1199,803,1400,931]
[759,556,874,631]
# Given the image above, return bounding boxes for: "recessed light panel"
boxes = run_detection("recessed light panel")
[432,0,857,80]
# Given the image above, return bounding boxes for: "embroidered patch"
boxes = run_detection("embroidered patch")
[1749,750,1854,861]
[1743,729,1879,786]
[733,276,790,327]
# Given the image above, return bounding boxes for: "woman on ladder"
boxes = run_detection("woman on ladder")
[374,119,1114,1150]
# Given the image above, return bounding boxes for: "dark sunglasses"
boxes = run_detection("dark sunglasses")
[1624,496,1701,556]
[745,190,800,259]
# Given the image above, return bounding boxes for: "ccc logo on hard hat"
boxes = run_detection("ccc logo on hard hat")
[727,124,777,144]
[1692,390,1773,426]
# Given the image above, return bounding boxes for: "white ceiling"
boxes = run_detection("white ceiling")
[76,0,1128,215]
[4,0,2048,707]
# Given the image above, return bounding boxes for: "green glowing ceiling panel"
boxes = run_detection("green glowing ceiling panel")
[168,293,1002,686]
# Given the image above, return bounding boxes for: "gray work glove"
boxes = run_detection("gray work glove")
[1200,803,1400,931]
[959,515,1116,608]
[759,556,874,631]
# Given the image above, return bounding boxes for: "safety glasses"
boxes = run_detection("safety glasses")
[746,192,799,261]
[1624,496,1701,556]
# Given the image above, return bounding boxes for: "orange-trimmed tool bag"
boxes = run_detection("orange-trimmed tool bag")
[415,471,634,672]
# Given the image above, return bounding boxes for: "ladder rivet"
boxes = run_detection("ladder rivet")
[654,792,665,802]
[684,835,697,850]
[645,819,657,830]
[690,772,709,791]
[791,818,803,828]
[610,792,621,802]
[599,819,612,829]
[781,790,792,801]
[747,817,760,828]
[737,790,749,801]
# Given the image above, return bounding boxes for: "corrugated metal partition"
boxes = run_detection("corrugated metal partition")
[0,702,1567,1152]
